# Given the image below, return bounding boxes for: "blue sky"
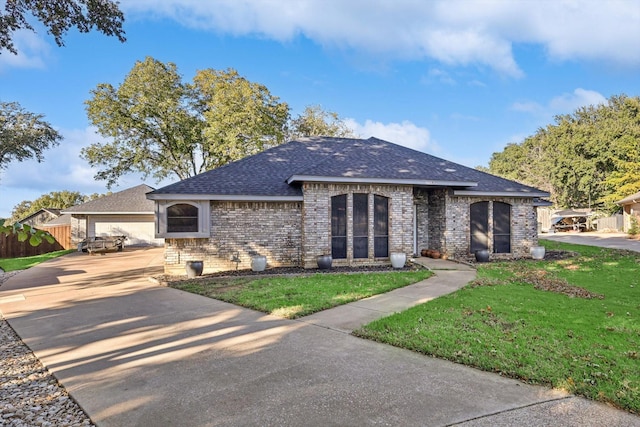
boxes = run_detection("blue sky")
[1,0,639,218]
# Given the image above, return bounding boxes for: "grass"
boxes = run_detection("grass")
[171,269,432,319]
[354,240,640,414]
[0,250,75,272]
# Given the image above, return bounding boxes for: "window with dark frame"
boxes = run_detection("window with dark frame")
[470,201,489,253]
[331,195,347,259]
[374,195,389,257]
[353,193,368,258]
[167,203,199,233]
[493,202,511,253]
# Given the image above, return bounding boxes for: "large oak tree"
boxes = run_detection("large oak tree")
[488,94,640,213]
[0,101,61,171]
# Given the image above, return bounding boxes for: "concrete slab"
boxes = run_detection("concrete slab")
[1,247,638,427]
[540,231,640,252]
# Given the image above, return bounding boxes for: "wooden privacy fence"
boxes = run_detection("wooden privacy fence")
[594,214,623,231]
[41,224,73,250]
[0,228,67,259]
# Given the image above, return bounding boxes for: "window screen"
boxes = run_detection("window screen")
[353,194,368,258]
[470,201,489,253]
[374,195,389,257]
[493,202,511,253]
[167,204,199,232]
[331,195,347,259]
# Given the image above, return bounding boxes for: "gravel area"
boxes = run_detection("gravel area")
[0,272,94,427]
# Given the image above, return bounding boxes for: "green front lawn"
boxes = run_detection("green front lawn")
[171,269,432,319]
[0,250,75,272]
[354,241,640,414]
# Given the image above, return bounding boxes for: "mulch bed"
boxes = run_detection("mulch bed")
[155,263,424,285]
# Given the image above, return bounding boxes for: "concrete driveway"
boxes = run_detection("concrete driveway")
[1,247,638,426]
[540,231,640,252]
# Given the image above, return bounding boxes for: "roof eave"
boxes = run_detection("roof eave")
[286,175,478,187]
[61,211,155,215]
[453,190,550,198]
[617,198,640,206]
[146,194,304,202]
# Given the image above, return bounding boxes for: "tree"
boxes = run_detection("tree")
[0,101,62,172]
[193,68,290,169]
[84,58,289,185]
[487,94,640,213]
[0,0,125,55]
[9,190,88,223]
[288,104,357,139]
[84,57,205,186]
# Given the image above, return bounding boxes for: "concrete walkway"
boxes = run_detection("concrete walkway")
[299,257,476,333]
[1,248,638,426]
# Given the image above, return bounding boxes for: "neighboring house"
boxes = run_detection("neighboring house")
[18,208,62,228]
[148,137,549,275]
[63,184,164,247]
[617,190,640,232]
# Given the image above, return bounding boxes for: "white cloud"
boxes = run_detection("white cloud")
[511,88,607,118]
[548,88,608,114]
[345,118,438,154]
[0,29,50,70]
[121,0,640,76]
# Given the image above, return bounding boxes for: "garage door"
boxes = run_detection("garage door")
[89,215,163,246]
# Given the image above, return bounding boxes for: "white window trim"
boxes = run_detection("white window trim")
[155,201,210,238]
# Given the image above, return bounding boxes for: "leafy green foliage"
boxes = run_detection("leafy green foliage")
[84,58,291,186]
[488,94,640,213]
[171,270,432,319]
[193,68,290,169]
[628,215,639,236]
[84,57,204,186]
[0,101,61,171]
[0,0,125,55]
[0,219,55,247]
[288,104,357,139]
[355,241,640,414]
[9,190,93,223]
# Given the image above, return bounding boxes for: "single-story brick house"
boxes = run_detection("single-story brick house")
[147,137,549,275]
[617,190,640,232]
[63,184,164,247]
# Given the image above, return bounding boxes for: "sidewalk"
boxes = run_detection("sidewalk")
[299,257,476,333]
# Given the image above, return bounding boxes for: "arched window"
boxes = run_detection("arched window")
[167,203,199,233]
[493,202,511,253]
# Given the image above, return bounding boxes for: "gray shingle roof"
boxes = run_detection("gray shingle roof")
[617,191,640,205]
[148,137,548,199]
[41,213,71,227]
[63,184,155,214]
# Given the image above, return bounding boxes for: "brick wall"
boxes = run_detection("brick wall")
[444,195,538,261]
[301,183,413,268]
[163,201,302,275]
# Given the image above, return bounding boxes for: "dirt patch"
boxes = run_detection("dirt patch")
[543,250,579,261]
[517,270,604,299]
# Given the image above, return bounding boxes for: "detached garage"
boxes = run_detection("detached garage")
[63,184,164,247]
